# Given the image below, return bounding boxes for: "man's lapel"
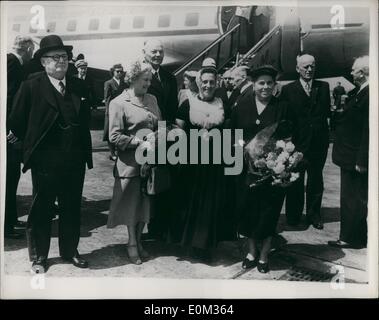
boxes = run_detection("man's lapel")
[112,78,119,90]
[40,74,59,112]
[66,78,81,114]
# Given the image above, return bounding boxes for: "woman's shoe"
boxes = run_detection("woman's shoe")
[242,257,258,269]
[137,244,150,259]
[257,261,269,273]
[127,245,142,265]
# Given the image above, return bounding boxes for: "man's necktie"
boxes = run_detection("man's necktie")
[59,81,66,96]
[305,82,311,96]
[153,71,161,82]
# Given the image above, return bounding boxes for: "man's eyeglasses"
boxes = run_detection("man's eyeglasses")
[43,54,69,62]
[115,70,123,73]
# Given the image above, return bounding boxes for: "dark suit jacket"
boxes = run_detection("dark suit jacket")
[215,87,240,119]
[9,72,93,172]
[147,67,178,123]
[7,53,25,131]
[103,78,127,141]
[332,86,369,170]
[280,79,331,155]
[73,74,95,108]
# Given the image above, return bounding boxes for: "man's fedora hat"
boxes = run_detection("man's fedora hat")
[34,35,73,60]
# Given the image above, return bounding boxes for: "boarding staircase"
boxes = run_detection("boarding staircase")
[174,17,300,82]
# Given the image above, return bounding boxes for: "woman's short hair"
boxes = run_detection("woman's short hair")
[124,60,152,85]
[109,63,123,77]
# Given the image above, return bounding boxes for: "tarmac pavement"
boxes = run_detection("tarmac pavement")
[3,122,368,284]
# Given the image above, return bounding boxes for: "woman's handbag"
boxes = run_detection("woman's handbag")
[141,164,171,195]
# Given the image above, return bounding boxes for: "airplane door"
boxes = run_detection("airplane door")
[280,14,301,77]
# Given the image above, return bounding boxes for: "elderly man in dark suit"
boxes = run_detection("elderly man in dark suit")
[103,63,126,161]
[143,39,178,124]
[215,69,240,120]
[74,59,95,108]
[281,54,331,230]
[5,35,34,239]
[143,39,178,240]
[9,35,93,273]
[328,56,369,249]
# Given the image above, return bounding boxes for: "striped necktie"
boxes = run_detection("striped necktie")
[305,82,311,96]
[59,81,65,96]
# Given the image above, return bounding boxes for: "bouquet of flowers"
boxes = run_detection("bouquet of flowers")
[244,121,303,188]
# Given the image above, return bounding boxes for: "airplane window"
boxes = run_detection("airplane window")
[133,16,144,29]
[185,12,199,27]
[110,17,121,30]
[158,14,170,28]
[67,20,77,32]
[89,18,100,31]
[47,22,56,33]
[12,24,21,32]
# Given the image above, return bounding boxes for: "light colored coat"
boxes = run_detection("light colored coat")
[109,89,161,178]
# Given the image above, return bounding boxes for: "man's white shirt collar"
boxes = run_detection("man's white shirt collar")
[113,77,120,86]
[300,78,313,95]
[152,68,161,81]
[47,75,66,93]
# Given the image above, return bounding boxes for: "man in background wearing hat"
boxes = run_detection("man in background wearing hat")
[74,59,95,111]
[5,35,35,239]
[281,54,331,230]
[9,35,93,273]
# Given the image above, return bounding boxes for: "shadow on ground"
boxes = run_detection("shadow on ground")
[4,196,110,252]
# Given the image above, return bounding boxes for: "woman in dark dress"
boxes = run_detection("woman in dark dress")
[174,67,236,261]
[230,65,288,273]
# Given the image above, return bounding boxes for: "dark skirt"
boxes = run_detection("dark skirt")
[239,184,285,240]
[173,164,236,250]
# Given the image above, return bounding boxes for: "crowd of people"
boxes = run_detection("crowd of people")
[5,33,369,275]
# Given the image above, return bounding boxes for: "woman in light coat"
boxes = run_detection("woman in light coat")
[107,60,161,264]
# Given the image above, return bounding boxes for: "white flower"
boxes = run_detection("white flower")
[254,159,266,168]
[285,141,295,153]
[290,172,300,182]
[273,163,285,174]
[237,139,245,147]
[266,152,277,161]
[272,178,282,185]
[266,160,276,169]
[277,151,290,163]
[276,140,286,149]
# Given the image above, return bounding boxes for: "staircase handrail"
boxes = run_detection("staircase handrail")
[237,24,282,66]
[173,23,241,76]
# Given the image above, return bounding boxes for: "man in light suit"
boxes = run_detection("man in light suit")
[281,54,331,230]
[143,40,178,240]
[329,56,369,249]
[9,35,93,273]
[103,63,126,161]
[5,35,34,239]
